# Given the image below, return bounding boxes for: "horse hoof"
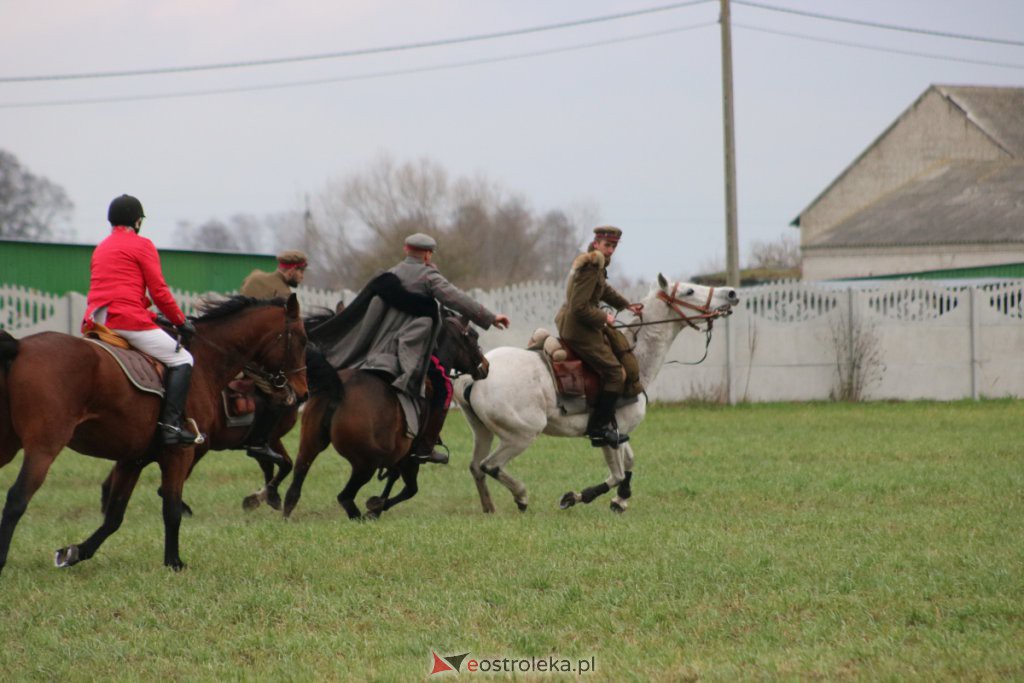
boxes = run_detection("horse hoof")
[166,561,187,572]
[363,510,381,521]
[54,545,80,568]
[559,491,580,510]
[242,494,262,512]
[266,493,282,511]
[516,501,528,513]
[365,496,385,513]
[610,498,628,513]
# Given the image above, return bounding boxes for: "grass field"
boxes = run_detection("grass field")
[0,400,1022,681]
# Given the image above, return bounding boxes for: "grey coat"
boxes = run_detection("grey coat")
[325,257,497,399]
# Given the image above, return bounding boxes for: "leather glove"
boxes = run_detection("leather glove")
[176,320,197,342]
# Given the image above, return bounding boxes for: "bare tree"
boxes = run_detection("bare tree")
[290,153,593,290]
[0,149,74,241]
[748,233,800,269]
[179,214,264,253]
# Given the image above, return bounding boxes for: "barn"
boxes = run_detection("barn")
[793,85,1024,281]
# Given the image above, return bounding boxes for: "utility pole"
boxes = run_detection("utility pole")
[719,0,740,286]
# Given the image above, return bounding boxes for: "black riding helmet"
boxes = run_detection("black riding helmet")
[108,194,145,229]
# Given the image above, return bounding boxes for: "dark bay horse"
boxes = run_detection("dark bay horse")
[282,311,487,520]
[0,294,307,573]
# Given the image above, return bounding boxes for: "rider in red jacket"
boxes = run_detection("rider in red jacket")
[84,195,200,446]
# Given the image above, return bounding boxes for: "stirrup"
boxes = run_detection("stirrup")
[588,426,629,448]
[413,441,450,465]
[158,420,204,446]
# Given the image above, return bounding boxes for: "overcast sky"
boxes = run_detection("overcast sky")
[2,0,1022,282]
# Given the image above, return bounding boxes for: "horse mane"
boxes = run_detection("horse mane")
[193,295,284,323]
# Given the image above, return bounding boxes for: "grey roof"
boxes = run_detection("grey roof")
[938,85,1024,157]
[806,161,1024,249]
[792,84,1024,226]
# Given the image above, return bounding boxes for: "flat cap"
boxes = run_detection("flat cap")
[404,232,437,251]
[593,225,623,243]
[276,249,308,267]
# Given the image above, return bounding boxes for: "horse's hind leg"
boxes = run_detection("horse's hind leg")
[370,459,421,518]
[56,461,142,568]
[337,466,375,520]
[463,411,498,513]
[479,437,533,513]
[0,447,59,574]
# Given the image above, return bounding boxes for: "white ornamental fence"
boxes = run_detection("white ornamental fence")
[3,280,1023,403]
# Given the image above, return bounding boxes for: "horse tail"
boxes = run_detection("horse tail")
[0,330,18,368]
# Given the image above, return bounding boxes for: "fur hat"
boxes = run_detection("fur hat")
[276,250,308,268]
[593,225,622,243]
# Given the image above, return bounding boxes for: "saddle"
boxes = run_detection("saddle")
[223,377,258,428]
[83,326,165,397]
[526,328,639,414]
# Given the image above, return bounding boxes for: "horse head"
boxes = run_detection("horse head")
[436,310,489,380]
[193,294,309,402]
[653,273,739,330]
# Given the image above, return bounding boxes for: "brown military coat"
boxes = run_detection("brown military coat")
[555,250,630,392]
[240,269,292,300]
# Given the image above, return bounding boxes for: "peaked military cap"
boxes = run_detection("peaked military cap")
[404,232,437,251]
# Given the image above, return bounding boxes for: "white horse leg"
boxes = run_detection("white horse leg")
[559,443,626,511]
[611,442,635,513]
[466,416,497,514]
[480,437,534,512]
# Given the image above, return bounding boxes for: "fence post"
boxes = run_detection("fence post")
[726,314,737,405]
[969,286,980,400]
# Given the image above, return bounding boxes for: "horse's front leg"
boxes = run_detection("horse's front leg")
[283,401,331,519]
[57,460,142,568]
[0,444,61,574]
[158,447,195,571]
[611,443,635,513]
[559,443,627,511]
[243,439,293,512]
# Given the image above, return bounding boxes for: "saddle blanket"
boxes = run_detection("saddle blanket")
[84,338,165,397]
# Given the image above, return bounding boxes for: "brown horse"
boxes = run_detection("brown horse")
[101,367,301,518]
[282,311,487,520]
[0,294,307,573]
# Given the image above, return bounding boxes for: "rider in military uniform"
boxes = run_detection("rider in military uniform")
[238,249,308,465]
[240,250,308,300]
[316,233,510,464]
[555,226,644,447]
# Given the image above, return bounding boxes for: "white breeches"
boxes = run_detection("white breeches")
[94,306,193,366]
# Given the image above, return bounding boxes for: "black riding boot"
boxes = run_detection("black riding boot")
[158,364,201,446]
[586,390,629,448]
[245,401,288,466]
[412,407,450,465]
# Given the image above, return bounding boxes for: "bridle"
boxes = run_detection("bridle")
[612,284,733,365]
[437,311,487,379]
[184,306,306,396]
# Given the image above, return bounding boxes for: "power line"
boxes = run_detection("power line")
[0,0,712,84]
[733,0,1024,48]
[735,22,1024,71]
[0,21,718,109]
